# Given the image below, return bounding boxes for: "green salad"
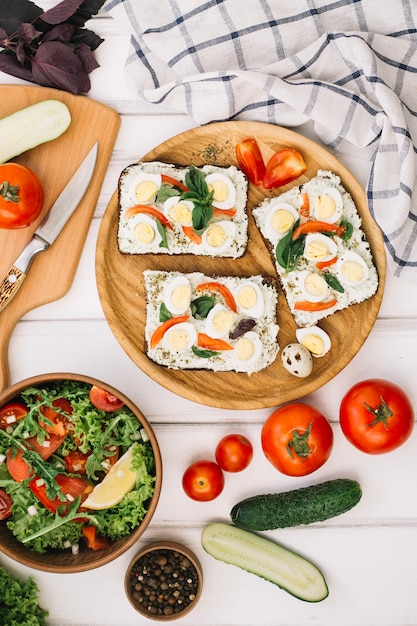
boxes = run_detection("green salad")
[0,564,48,626]
[0,380,156,554]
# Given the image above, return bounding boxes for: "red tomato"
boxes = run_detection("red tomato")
[65,449,91,474]
[339,379,414,454]
[261,403,333,476]
[0,402,27,429]
[81,525,110,551]
[263,148,307,189]
[6,447,33,482]
[0,163,44,228]
[39,397,72,436]
[235,138,266,186]
[0,488,12,520]
[29,474,93,514]
[182,460,224,501]
[215,434,253,472]
[89,386,124,412]
[26,431,67,460]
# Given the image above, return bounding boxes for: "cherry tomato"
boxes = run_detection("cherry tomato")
[182,460,224,501]
[262,148,307,189]
[215,434,253,472]
[0,488,12,520]
[261,403,333,476]
[0,401,27,429]
[339,379,414,454]
[235,138,266,186]
[29,474,93,514]
[0,163,44,228]
[89,386,124,412]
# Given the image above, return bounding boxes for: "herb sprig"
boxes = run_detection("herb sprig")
[0,0,105,94]
[182,166,215,232]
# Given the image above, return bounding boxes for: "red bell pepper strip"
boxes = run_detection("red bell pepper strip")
[294,298,338,312]
[196,281,237,313]
[292,220,345,241]
[213,207,237,217]
[235,138,266,186]
[150,315,190,349]
[124,205,174,230]
[81,525,110,551]
[316,256,338,270]
[299,192,310,218]
[263,148,307,189]
[197,333,234,351]
[182,225,202,244]
[29,474,93,515]
[161,174,189,192]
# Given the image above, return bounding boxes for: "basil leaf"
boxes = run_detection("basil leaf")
[191,346,219,358]
[184,166,209,197]
[159,303,172,322]
[156,219,168,249]
[156,185,180,203]
[324,273,345,293]
[192,202,214,232]
[191,295,215,319]
[340,219,353,241]
[275,224,304,271]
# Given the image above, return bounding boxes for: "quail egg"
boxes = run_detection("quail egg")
[295,326,331,357]
[264,202,300,243]
[129,172,162,204]
[163,322,197,353]
[163,275,192,315]
[336,250,369,286]
[312,187,343,223]
[281,343,313,377]
[204,173,236,209]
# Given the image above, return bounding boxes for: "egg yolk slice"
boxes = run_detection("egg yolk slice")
[341,259,365,283]
[302,272,328,301]
[235,336,255,361]
[271,208,296,234]
[134,221,156,244]
[237,285,257,311]
[206,224,227,248]
[134,180,159,203]
[170,284,192,312]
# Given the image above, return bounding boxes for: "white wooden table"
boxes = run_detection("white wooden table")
[1,5,416,625]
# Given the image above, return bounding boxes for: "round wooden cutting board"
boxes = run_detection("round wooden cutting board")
[96,121,386,410]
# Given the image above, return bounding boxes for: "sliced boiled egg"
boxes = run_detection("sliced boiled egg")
[303,233,338,263]
[201,220,236,255]
[297,270,329,303]
[205,303,236,338]
[205,173,236,209]
[234,280,265,318]
[312,187,343,223]
[336,250,369,286]
[129,172,162,205]
[163,275,192,315]
[264,202,299,242]
[163,322,197,353]
[163,196,194,226]
[133,214,162,247]
[233,331,263,368]
[296,326,331,357]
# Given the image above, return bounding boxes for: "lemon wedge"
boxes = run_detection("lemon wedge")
[82,444,137,510]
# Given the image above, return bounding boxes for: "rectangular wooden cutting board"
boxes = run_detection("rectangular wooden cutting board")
[0,85,121,392]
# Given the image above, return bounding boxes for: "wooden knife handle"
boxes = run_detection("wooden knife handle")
[0,266,26,313]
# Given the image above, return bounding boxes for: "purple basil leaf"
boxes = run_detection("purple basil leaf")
[70,26,103,51]
[16,22,41,44]
[0,0,42,36]
[43,23,76,43]
[0,26,8,43]
[229,318,257,340]
[0,50,34,81]
[31,40,90,93]
[15,41,28,64]
[75,41,99,73]
[65,0,106,27]
[40,0,84,25]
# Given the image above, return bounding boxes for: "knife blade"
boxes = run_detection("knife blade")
[0,141,98,314]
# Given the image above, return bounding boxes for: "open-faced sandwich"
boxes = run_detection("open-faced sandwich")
[118,161,248,258]
[253,170,379,327]
[144,270,279,374]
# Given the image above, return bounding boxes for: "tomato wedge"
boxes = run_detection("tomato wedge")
[150,315,190,349]
[291,220,345,241]
[39,397,72,436]
[0,489,12,520]
[235,138,266,186]
[29,474,93,514]
[0,402,27,429]
[263,148,307,189]
[81,525,110,550]
[196,281,237,313]
[89,386,125,412]
[6,447,33,482]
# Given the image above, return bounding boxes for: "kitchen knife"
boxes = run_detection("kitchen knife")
[0,142,98,314]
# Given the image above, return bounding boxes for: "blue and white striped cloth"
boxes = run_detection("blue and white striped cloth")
[104,0,417,279]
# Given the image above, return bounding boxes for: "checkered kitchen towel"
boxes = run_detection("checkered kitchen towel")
[104,0,417,279]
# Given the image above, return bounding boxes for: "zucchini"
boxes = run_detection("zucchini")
[201,522,328,602]
[230,478,362,531]
[0,100,71,164]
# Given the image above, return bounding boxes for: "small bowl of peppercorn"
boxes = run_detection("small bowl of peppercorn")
[125,541,203,621]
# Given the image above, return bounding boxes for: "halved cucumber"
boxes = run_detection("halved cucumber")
[201,522,328,602]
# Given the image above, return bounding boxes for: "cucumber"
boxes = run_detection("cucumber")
[201,522,328,602]
[0,100,71,164]
[230,478,362,531]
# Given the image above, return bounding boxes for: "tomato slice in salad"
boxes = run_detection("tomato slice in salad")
[81,525,110,551]
[26,431,67,460]
[0,488,13,520]
[39,397,72,436]
[89,386,125,412]
[6,448,33,482]
[29,474,93,514]
[0,402,28,429]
